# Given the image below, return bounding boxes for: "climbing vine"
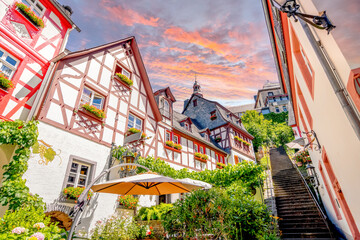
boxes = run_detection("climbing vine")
[0,120,44,211]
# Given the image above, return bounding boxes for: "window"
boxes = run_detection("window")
[199,146,204,154]
[165,131,180,144]
[184,122,190,131]
[161,98,170,118]
[65,161,92,188]
[0,48,19,79]
[115,64,131,78]
[193,99,197,107]
[173,135,179,144]
[128,113,142,130]
[159,194,171,204]
[210,110,217,120]
[283,106,287,112]
[275,107,280,113]
[165,131,171,142]
[21,0,45,17]
[268,92,274,96]
[300,45,313,77]
[194,143,198,152]
[80,87,105,110]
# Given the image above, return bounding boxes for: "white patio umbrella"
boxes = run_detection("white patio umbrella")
[91,172,204,195]
[286,137,305,149]
[176,178,212,190]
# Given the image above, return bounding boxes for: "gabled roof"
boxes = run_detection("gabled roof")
[55,37,162,122]
[173,111,227,154]
[183,94,253,137]
[154,87,176,102]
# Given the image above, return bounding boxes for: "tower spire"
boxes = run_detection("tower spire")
[193,74,203,97]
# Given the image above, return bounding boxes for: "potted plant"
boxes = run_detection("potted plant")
[0,72,14,91]
[201,154,208,161]
[194,152,203,159]
[15,2,44,28]
[210,114,217,120]
[215,136,222,142]
[117,195,139,209]
[115,73,133,86]
[141,132,147,139]
[81,103,106,119]
[173,143,182,150]
[62,187,93,203]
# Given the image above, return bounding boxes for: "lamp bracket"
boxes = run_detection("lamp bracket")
[274,0,335,34]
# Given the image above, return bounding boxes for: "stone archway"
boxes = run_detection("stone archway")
[45,211,73,231]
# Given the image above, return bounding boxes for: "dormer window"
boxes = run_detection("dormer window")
[210,110,217,120]
[160,98,170,118]
[184,122,191,131]
[268,92,274,96]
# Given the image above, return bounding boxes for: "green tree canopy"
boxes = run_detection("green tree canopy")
[241,110,294,151]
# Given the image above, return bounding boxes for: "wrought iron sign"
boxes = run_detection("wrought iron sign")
[302,130,321,152]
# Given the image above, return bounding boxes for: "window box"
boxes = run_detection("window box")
[194,152,208,162]
[115,73,133,87]
[127,127,141,136]
[0,72,14,90]
[62,187,93,203]
[215,137,222,142]
[81,103,106,119]
[164,141,182,153]
[210,114,217,120]
[216,162,226,169]
[15,2,44,29]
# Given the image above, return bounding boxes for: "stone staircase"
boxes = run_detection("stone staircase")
[269,147,335,239]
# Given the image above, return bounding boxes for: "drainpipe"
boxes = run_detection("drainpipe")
[299,19,360,140]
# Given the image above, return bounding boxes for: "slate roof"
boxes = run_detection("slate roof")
[228,104,255,113]
[172,111,227,154]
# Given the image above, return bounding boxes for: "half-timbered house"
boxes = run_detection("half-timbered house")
[0,0,79,121]
[183,80,256,163]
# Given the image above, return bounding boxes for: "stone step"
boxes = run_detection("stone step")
[279,214,323,220]
[281,232,332,238]
[278,217,324,223]
[277,204,318,211]
[279,222,328,228]
[278,209,321,215]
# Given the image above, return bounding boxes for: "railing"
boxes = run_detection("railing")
[291,159,334,238]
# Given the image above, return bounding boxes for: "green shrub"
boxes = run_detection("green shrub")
[162,186,273,240]
[0,72,13,90]
[138,203,173,221]
[90,215,139,240]
[0,206,65,239]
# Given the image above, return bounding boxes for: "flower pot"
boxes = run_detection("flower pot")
[296,161,303,167]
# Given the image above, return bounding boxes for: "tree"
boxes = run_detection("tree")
[241,110,294,151]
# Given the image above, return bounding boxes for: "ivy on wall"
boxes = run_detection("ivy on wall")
[112,146,265,190]
[0,120,44,211]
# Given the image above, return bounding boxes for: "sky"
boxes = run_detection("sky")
[58,0,278,111]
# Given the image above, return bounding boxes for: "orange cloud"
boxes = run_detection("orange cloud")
[100,1,159,27]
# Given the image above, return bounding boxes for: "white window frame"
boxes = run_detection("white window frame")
[128,113,143,130]
[300,45,313,77]
[21,0,46,17]
[173,135,179,144]
[65,160,93,188]
[80,86,105,110]
[0,48,20,79]
[122,68,130,78]
[165,131,171,142]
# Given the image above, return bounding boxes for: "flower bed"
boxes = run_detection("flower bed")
[62,187,93,202]
[81,103,106,119]
[15,2,44,28]
[115,73,133,86]
[117,195,139,209]
[0,72,13,90]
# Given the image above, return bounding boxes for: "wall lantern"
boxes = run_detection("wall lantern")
[272,0,336,34]
[306,163,319,188]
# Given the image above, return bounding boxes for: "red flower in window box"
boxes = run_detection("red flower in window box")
[81,103,106,119]
[210,115,217,120]
[15,2,44,28]
[215,137,221,142]
[0,72,14,90]
[165,141,174,147]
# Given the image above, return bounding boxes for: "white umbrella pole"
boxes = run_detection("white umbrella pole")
[67,163,150,240]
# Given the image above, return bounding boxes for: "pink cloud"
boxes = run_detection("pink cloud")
[100,1,159,27]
